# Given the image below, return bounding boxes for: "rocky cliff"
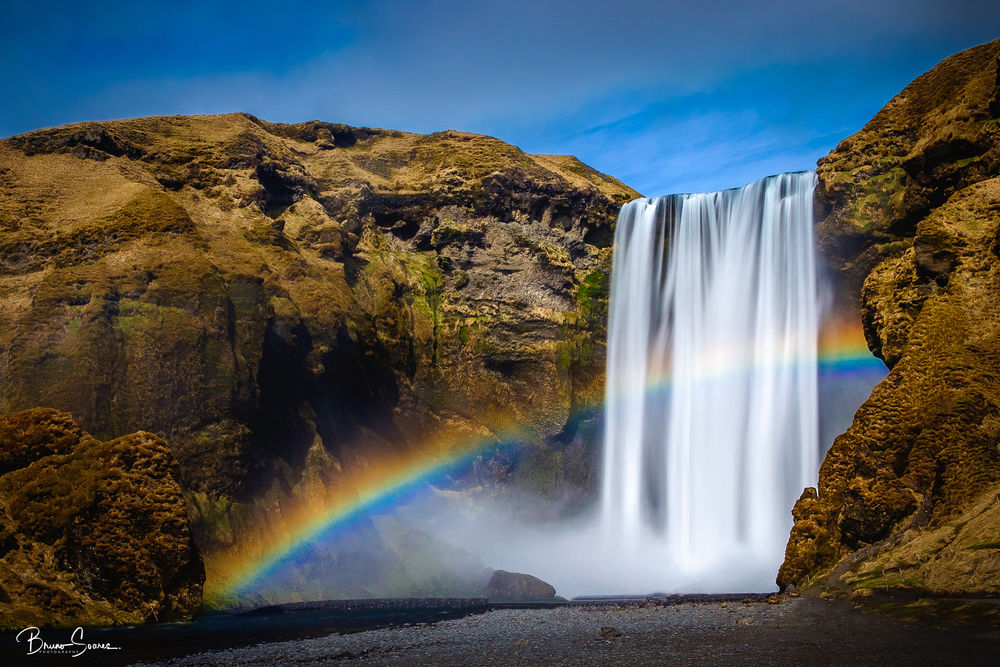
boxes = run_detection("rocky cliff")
[0,113,637,603]
[0,408,203,629]
[10,39,997,613]
[780,38,1000,598]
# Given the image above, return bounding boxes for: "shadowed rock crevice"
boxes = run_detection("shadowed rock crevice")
[8,127,146,161]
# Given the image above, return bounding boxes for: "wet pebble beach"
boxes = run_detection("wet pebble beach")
[138,597,999,666]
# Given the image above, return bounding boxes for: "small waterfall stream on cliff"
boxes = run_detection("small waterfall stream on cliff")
[600,171,819,590]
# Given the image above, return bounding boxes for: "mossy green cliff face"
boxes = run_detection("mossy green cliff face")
[780,39,1000,598]
[0,114,637,600]
[0,408,204,629]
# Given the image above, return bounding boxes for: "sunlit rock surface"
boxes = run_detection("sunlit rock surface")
[0,408,204,629]
[780,38,1000,596]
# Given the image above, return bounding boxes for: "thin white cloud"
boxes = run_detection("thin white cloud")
[7,0,999,194]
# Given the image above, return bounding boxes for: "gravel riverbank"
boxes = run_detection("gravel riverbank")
[137,597,999,666]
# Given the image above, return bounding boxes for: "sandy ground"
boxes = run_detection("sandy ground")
[136,597,1000,666]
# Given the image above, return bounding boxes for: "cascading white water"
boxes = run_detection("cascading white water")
[601,171,819,590]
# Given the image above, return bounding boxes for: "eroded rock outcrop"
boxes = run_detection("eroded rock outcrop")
[0,408,204,629]
[779,38,1000,596]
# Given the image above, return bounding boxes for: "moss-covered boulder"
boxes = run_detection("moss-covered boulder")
[0,408,204,629]
[779,39,1000,597]
[0,407,84,474]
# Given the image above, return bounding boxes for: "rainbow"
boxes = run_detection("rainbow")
[216,429,523,598]
[214,316,885,601]
[818,317,887,374]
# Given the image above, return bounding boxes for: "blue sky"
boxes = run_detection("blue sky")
[2,1,998,195]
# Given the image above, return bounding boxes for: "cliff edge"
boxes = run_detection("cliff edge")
[780,38,1000,599]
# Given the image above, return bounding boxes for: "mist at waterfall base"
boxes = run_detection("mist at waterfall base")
[387,172,887,598]
[239,172,887,601]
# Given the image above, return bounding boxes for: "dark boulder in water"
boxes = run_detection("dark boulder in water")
[483,570,556,601]
[0,408,204,630]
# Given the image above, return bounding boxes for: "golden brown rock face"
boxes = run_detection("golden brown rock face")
[0,114,638,598]
[779,39,1000,596]
[0,408,204,629]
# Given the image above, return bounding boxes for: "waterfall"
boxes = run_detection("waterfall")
[601,171,819,590]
